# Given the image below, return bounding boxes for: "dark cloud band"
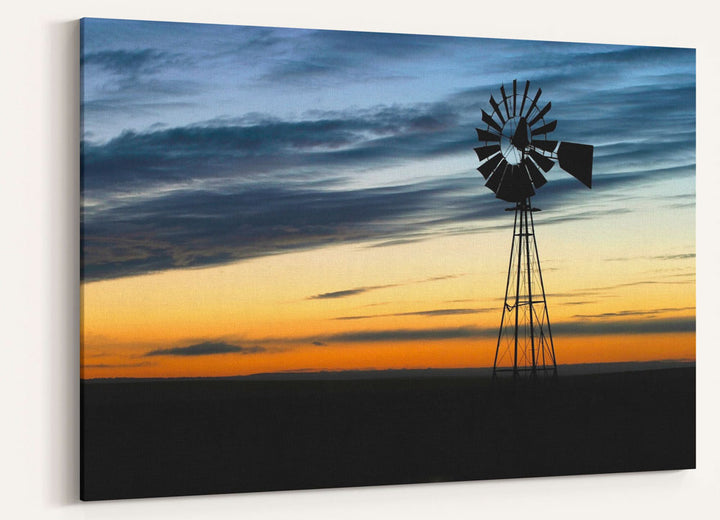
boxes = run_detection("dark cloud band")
[315,317,695,344]
[144,341,265,357]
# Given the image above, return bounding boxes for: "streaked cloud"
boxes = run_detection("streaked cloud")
[334,307,491,320]
[308,285,396,300]
[310,316,695,344]
[144,341,265,357]
[552,317,695,336]
[654,253,695,260]
[573,306,695,319]
[83,362,155,369]
[83,48,186,76]
[307,275,464,302]
[82,180,460,281]
[81,102,461,195]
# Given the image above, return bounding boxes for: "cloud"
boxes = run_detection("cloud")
[605,252,695,262]
[552,317,695,336]
[365,237,426,248]
[654,253,695,260]
[83,49,184,76]
[144,341,265,357]
[308,285,394,300]
[600,279,693,290]
[81,102,460,194]
[258,29,448,83]
[308,316,695,344]
[82,180,459,281]
[334,307,492,321]
[325,327,495,343]
[83,362,154,369]
[82,47,199,107]
[478,44,693,79]
[307,275,463,302]
[573,306,695,319]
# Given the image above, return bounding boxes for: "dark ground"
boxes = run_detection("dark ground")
[80,366,695,501]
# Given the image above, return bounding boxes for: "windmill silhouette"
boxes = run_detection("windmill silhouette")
[474,80,593,377]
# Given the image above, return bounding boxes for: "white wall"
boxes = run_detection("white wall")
[1,1,718,518]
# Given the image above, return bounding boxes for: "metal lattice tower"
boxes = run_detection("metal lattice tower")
[493,199,556,377]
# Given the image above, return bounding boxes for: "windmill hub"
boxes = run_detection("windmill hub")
[499,117,530,166]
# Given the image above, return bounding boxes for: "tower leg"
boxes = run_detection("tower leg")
[493,199,556,377]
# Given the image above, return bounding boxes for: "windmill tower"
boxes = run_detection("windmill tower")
[474,80,594,377]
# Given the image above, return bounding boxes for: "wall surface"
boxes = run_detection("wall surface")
[1,1,718,518]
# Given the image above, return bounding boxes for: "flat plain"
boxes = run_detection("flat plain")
[81,365,695,501]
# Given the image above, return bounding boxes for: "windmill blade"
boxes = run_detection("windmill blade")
[531,139,558,153]
[557,142,593,188]
[500,84,511,119]
[524,160,548,189]
[474,144,501,162]
[528,101,552,127]
[489,95,505,124]
[512,79,517,116]
[482,110,503,133]
[476,127,500,142]
[496,165,535,202]
[477,152,504,179]
[531,120,557,136]
[528,149,555,172]
[518,80,530,117]
[485,161,508,192]
[523,88,542,119]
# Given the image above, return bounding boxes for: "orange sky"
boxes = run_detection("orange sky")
[81,223,695,379]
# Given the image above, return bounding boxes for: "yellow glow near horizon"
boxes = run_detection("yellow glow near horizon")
[81,219,695,380]
[80,331,696,380]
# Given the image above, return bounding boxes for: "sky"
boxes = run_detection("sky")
[80,18,695,379]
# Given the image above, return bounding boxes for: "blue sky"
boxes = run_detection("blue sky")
[80,18,695,282]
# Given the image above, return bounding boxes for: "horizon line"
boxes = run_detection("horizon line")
[81,359,695,382]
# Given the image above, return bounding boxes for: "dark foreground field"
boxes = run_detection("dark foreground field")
[81,366,695,500]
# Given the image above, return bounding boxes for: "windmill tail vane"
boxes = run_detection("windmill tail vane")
[474,80,594,378]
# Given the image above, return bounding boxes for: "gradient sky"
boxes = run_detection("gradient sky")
[80,18,695,379]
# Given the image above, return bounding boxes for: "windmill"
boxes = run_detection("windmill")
[474,80,593,377]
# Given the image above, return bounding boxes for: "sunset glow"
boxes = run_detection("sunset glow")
[80,19,695,379]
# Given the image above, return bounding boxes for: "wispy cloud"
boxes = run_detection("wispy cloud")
[312,316,695,344]
[308,284,397,300]
[573,306,695,319]
[606,252,695,262]
[82,180,463,281]
[552,317,695,336]
[82,362,155,369]
[325,327,494,342]
[334,307,491,320]
[654,253,695,260]
[307,275,463,301]
[83,49,185,76]
[144,341,265,357]
[81,102,461,194]
[82,47,199,113]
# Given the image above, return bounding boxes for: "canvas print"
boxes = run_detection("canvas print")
[80,17,696,501]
